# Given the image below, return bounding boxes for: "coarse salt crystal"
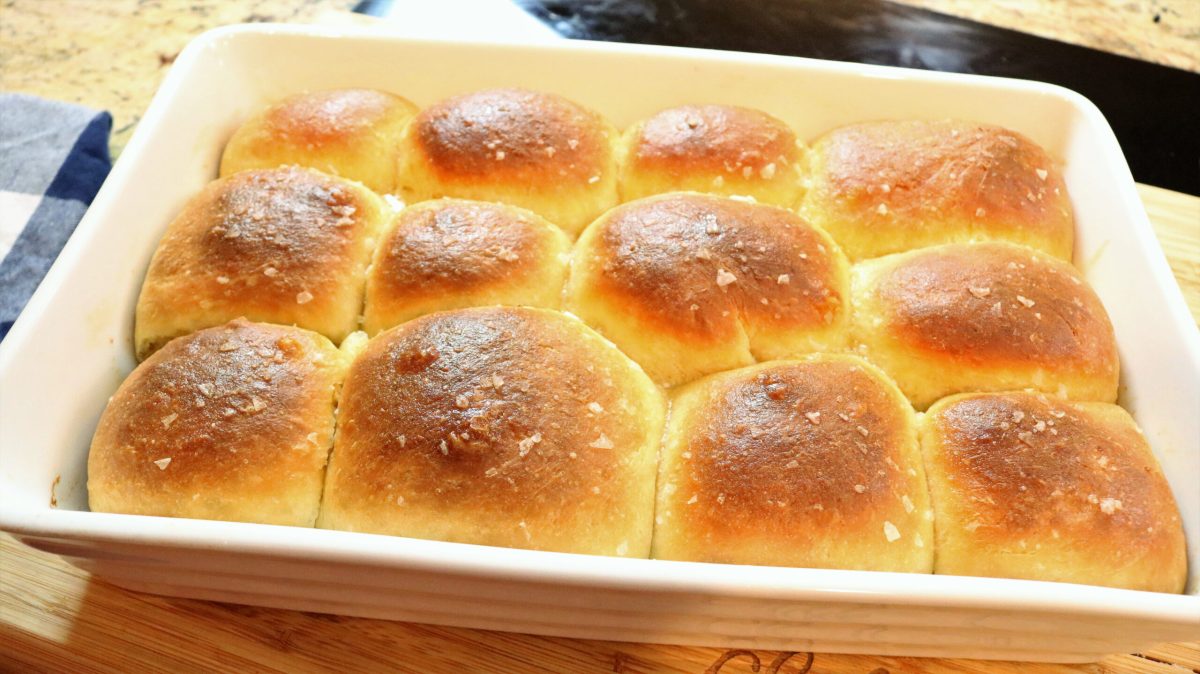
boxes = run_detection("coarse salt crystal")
[1036,168,1048,180]
[777,274,790,285]
[589,433,614,449]
[876,203,889,216]
[518,432,542,456]
[854,484,866,494]
[307,432,319,446]
[856,426,869,437]
[219,341,238,352]
[161,413,178,428]
[616,541,628,555]
[716,269,737,287]
[687,494,698,505]
[975,207,986,217]
[455,394,470,409]
[439,440,449,455]
[216,276,230,285]
[492,373,505,389]
[296,291,314,304]
[805,411,821,425]
[587,402,604,414]
[495,150,506,160]
[1016,295,1035,308]
[760,163,777,180]
[153,457,172,470]
[588,175,600,184]
[968,286,991,298]
[902,495,914,513]
[785,459,799,469]
[883,521,901,542]
[1099,498,1122,514]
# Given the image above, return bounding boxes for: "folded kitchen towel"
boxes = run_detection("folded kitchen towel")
[0,93,112,342]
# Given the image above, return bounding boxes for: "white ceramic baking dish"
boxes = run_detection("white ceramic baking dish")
[1,24,1197,663]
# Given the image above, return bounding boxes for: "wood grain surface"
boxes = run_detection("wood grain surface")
[1,2,1198,673]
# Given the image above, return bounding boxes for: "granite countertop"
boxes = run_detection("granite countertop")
[1,0,1196,158]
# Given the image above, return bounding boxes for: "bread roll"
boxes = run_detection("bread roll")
[565,192,849,387]
[395,88,618,236]
[319,307,665,557]
[135,167,390,359]
[851,242,1118,408]
[362,199,570,335]
[920,392,1186,593]
[653,355,932,571]
[88,320,346,526]
[618,104,803,206]
[220,89,418,194]
[799,120,1074,261]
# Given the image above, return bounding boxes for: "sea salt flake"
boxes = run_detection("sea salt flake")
[589,433,614,449]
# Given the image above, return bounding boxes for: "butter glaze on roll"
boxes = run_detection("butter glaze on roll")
[851,242,1118,409]
[920,392,1186,592]
[135,167,389,359]
[319,307,665,556]
[362,199,570,335]
[799,120,1074,261]
[653,355,933,571]
[88,320,347,526]
[566,192,849,387]
[220,89,418,194]
[395,88,619,236]
[619,104,804,206]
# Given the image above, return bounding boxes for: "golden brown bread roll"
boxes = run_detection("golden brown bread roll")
[219,89,418,194]
[318,307,665,557]
[851,242,1118,409]
[653,355,933,572]
[135,166,390,359]
[565,192,849,387]
[362,199,570,335]
[920,392,1186,593]
[799,120,1074,261]
[395,88,619,236]
[618,104,804,206]
[88,320,347,526]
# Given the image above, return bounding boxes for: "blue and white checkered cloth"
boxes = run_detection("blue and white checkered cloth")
[0,93,112,341]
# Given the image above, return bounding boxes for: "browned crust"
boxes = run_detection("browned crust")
[677,357,916,543]
[928,392,1183,556]
[257,89,415,148]
[410,88,610,182]
[873,242,1116,369]
[89,320,338,509]
[330,307,659,517]
[629,105,799,175]
[589,193,843,344]
[136,167,383,355]
[811,119,1072,230]
[370,199,559,299]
